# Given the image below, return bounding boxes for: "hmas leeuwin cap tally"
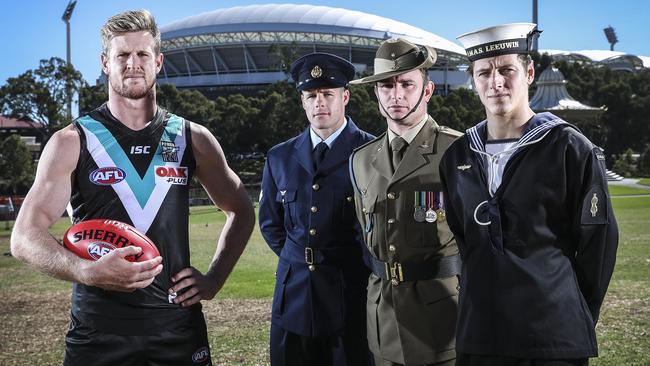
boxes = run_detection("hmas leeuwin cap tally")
[456,23,541,62]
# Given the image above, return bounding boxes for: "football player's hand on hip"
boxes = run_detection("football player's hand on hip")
[169,267,219,307]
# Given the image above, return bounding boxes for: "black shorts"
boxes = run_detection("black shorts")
[64,310,212,366]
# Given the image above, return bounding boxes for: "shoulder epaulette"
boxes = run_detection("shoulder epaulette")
[352,131,386,154]
[437,125,463,138]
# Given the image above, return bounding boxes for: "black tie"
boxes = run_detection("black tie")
[313,142,329,171]
[391,137,407,173]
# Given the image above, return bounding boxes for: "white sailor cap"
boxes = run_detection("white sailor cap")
[457,23,541,62]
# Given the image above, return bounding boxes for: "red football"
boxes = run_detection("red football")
[63,219,160,262]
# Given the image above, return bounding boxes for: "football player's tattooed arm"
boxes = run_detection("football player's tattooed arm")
[169,122,255,307]
[10,125,162,291]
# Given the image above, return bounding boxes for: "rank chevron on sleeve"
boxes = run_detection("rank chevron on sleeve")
[77,114,186,234]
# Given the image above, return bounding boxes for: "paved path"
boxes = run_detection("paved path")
[608,178,650,190]
[611,194,650,198]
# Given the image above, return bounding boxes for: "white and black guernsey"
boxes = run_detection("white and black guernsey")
[69,103,196,335]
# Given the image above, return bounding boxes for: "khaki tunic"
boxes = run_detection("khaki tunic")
[350,117,462,365]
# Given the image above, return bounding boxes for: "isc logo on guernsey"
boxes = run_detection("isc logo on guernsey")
[89,167,126,185]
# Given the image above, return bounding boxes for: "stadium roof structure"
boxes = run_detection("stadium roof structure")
[158,3,469,92]
[539,49,649,72]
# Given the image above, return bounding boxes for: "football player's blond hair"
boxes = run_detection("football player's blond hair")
[101,9,161,55]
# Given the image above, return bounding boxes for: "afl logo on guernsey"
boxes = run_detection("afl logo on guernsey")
[191,346,210,363]
[89,167,126,185]
[87,242,116,260]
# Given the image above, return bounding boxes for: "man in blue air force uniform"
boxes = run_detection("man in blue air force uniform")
[259,53,375,365]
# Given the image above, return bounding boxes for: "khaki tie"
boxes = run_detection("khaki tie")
[391,137,407,173]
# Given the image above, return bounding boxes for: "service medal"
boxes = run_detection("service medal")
[425,208,437,223]
[414,207,426,222]
[414,191,427,222]
[436,209,446,222]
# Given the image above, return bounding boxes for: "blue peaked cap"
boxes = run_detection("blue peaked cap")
[290,52,356,91]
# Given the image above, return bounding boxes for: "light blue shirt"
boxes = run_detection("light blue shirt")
[310,118,348,150]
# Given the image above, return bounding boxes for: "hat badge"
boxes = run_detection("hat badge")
[311,65,323,78]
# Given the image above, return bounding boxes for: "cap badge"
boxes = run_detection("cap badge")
[311,65,323,78]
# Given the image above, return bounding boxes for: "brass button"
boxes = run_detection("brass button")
[387,192,396,199]
[309,265,316,272]
[391,279,399,286]
[311,206,318,213]
[312,183,320,191]
[346,196,353,202]
[387,218,395,224]
[389,244,396,252]
[309,229,317,236]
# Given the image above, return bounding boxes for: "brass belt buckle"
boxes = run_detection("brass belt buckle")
[384,261,403,286]
[305,247,316,272]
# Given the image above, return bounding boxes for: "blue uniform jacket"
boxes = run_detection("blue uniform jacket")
[259,117,374,337]
[439,113,618,358]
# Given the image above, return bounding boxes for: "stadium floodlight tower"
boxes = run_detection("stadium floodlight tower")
[603,26,618,51]
[532,0,539,51]
[61,0,77,120]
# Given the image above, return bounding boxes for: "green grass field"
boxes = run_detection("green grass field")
[0,186,648,365]
[609,184,650,196]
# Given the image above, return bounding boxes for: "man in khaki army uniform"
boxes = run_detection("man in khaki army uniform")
[348,38,462,366]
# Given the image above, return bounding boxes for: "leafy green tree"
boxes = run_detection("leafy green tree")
[212,94,262,153]
[550,60,650,158]
[347,83,384,135]
[254,80,308,149]
[0,135,36,195]
[612,148,636,177]
[267,42,301,74]
[78,83,107,115]
[637,144,650,177]
[157,84,221,127]
[429,88,485,132]
[0,57,83,133]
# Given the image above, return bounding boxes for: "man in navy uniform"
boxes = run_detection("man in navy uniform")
[440,23,619,365]
[259,52,375,366]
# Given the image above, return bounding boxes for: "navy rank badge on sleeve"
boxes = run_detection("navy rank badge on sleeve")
[581,186,608,225]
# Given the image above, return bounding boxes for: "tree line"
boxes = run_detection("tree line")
[2,55,650,194]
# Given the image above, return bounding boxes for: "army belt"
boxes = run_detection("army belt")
[370,254,461,284]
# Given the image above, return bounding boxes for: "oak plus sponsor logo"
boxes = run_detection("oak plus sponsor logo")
[89,167,126,185]
[191,346,210,363]
[155,166,188,185]
[87,242,116,260]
